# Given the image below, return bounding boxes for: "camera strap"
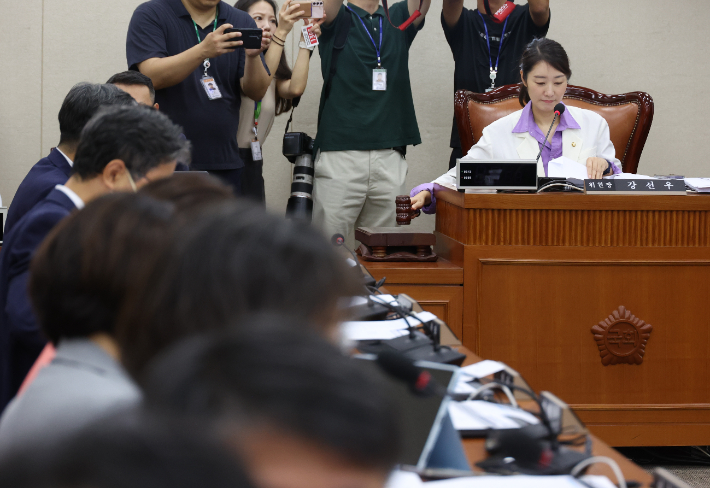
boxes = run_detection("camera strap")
[380,0,423,31]
[317,9,351,130]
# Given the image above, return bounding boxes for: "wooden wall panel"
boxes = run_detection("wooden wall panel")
[465,209,710,247]
[475,260,710,406]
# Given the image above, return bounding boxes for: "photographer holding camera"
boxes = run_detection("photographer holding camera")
[235,0,324,203]
[312,0,430,244]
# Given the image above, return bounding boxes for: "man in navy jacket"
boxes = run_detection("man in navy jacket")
[0,104,187,410]
[4,84,136,234]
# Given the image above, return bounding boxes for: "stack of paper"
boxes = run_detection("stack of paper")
[684,178,710,192]
[340,311,438,341]
[448,401,539,433]
[424,475,617,488]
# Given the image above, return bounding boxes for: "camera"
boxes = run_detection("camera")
[283,132,315,222]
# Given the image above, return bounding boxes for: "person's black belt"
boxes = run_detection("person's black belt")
[392,146,407,158]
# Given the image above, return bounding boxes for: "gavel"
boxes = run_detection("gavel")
[396,195,420,225]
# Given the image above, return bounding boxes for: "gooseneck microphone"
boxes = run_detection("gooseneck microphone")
[535,103,566,163]
[331,234,379,290]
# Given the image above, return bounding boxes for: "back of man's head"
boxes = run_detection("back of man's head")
[0,414,254,488]
[29,193,174,344]
[72,104,189,180]
[57,83,135,147]
[142,317,400,485]
[107,71,156,105]
[116,201,361,376]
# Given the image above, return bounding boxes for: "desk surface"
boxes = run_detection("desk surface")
[458,347,654,487]
[359,257,463,285]
[436,186,710,211]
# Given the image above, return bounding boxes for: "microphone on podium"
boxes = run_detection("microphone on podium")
[535,103,566,164]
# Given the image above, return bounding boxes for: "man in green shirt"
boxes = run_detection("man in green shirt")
[313,0,430,244]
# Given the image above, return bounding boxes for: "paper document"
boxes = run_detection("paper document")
[449,400,539,431]
[685,178,710,192]
[604,172,655,180]
[425,475,615,488]
[547,156,588,179]
[340,311,438,341]
[384,470,424,488]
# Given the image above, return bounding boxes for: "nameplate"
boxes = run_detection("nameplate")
[584,179,686,195]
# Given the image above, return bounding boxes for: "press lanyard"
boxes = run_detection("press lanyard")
[477,11,508,90]
[347,7,383,67]
[193,8,219,76]
[253,101,261,140]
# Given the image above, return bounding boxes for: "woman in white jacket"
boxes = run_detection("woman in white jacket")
[411,38,621,214]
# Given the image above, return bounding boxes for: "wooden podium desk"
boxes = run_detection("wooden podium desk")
[366,189,710,447]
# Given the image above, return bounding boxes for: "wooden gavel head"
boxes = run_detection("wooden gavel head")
[396,195,413,225]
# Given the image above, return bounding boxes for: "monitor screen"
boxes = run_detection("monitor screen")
[356,357,457,467]
[458,161,537,189]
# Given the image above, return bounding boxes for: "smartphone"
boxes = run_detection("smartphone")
[224,28,263,49]
[295,0,324,19]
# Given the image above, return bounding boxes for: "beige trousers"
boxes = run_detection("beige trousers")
[312,149,408,246]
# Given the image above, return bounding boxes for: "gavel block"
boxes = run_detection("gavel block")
[355,226,437,262]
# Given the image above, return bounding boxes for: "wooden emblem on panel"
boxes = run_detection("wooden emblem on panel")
[591,306,652,366]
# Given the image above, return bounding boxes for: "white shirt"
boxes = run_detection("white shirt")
[55,147,74,168]
[54,184,84,209]
[434,106,621,188]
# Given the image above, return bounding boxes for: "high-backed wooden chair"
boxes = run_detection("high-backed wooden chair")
[453,84,654,174]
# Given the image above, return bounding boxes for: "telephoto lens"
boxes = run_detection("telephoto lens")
[283,132,315,222]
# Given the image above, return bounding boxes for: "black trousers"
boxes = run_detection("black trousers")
[238,147,265,204]
[207,167,244,196]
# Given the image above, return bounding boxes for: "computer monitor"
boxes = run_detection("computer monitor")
[456,159,538,191]
[355,355,462,469]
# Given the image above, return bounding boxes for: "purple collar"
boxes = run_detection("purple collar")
[512,102,580,135]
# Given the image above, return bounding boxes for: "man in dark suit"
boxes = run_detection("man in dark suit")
[5,84,136,234]
[0,104,188,410]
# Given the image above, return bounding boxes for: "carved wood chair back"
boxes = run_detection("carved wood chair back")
[453,84,654,174]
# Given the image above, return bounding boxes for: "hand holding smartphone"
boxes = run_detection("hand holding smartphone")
[223,28,263,49]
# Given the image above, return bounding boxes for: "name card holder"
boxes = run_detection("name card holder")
[584,179,686,195]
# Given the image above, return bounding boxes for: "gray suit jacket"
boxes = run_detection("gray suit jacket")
[0,338,141,453]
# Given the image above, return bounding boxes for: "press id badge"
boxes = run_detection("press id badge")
[302,25,319,48]
[200,76,222,100]
[250,140,263,161]
[372,68,387,91]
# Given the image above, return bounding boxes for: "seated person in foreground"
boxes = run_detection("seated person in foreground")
[116,201,361,378]
[142,317,400,488]
[0,194,174,452]
[410,38,622,214]
[0,413,255,488]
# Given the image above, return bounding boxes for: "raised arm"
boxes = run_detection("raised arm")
[240,49,272,101]
[409,0,431,27]
[528,0,550,27]
[442,0,464,29]
[277,19,325,99]
[138,24,242,90]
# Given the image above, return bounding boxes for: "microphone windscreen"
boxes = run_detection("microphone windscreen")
[376,351,421,384]
[554,103,565,115]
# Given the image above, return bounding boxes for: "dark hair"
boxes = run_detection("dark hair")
[107,70,156,104]
[234,0,294,115]
[116,201,361,376]
[57,83,135,146]
[518,38,572,107]
[142,318,400,471]
[0,415,255,488]
[138,173,235,220]
[72,104,190,179]
[28,193,174,345]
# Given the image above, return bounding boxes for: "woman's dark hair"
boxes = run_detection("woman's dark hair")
[142,317,401,471]
[138,172,235,221]
[28,193,174,345]
[116,201,362,377]
[518,38,572,107]
[235,0,294,115]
